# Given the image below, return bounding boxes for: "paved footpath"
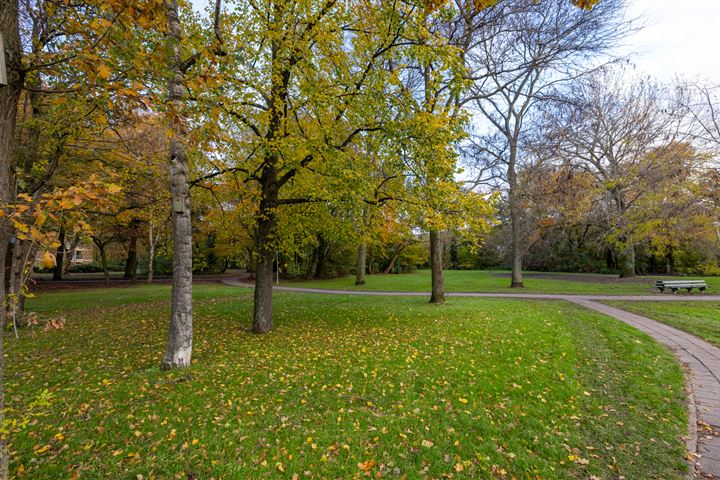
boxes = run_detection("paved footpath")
[223,279,720,478]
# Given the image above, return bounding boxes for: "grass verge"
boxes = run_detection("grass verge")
[289,270,719,295]
[9,286,688,478]
[606,301,720,346]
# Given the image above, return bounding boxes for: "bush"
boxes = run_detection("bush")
[683,262,720,277]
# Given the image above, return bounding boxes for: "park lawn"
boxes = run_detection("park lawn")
[9,285,689,479]
[606,301,720,347]
[291,269,720,295]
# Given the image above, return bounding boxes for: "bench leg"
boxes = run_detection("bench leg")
[671,288,678,294]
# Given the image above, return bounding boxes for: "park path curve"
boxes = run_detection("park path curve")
[222,278,720,478]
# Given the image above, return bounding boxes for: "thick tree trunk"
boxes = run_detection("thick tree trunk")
[253,206,275,334]
[618,244,635,278]
[429,229,445,304]
[53,227,65,281]
[161,0,193,370]
[0,2,22,476]
[355,242,366,285]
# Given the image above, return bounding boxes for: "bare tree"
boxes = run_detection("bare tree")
[465,0,629,287]
[681,82,720,150]
[544,70,686,277]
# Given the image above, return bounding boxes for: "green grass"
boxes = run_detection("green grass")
[9,285,689,478]
[290,269,720,295]
[606,301,720,346]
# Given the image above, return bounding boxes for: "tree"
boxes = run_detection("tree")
[545,70,686,277]
[160,0,224,369]
[465,0,627,287]
[206,0,434,333]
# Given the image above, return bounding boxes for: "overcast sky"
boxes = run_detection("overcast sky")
[617,0,720,83]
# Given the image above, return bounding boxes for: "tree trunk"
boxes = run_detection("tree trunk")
[9,240,33,326]
[123,233,138,282]
[161,0,194,370]
[306,245,319,280]
[53,226,65,281]
[606,248,615,271]
[355,242,366,285]
[367,247,374,275]
[62,233,80,277]
[429,230,445,303]
[147,224,156,284]
[510,217,524,288]
[0,1,22,476]
[383,247,401,274]
[3,244,11,304]
[619,244,635,278]
[507,148,524,288]
[99,244,109,283]
[253,206,275,334]
[316,237,330,279]
[250,14,291,334]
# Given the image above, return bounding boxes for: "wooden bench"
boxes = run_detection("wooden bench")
[654,280,708,294]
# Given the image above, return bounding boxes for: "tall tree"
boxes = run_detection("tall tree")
[160,0,224,369]
[208,0,427,333]
[465,0,627,286]
[0,2,22,477]
[545,70,685,277]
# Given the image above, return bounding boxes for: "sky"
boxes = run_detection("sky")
[191,0,719,84]
[617,0,720,83]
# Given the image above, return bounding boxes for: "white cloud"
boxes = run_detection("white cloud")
[617,0,720,83]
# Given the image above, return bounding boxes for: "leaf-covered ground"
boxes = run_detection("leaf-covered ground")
[9,285,688,479]
[291,270,720,295]
[606,301,720,347]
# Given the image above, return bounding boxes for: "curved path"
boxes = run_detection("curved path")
[223,279,720,478]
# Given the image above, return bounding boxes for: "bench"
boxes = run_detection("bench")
[654,280,708,294]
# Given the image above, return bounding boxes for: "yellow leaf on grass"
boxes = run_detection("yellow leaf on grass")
[358,459,376,471]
